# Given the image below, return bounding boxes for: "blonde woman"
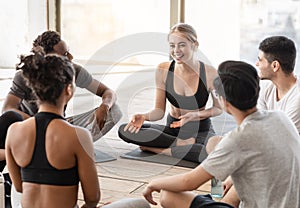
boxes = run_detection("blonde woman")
[118,23,222,163]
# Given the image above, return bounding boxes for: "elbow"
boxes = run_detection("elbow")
[155,108,166,119]
[106,89,116,97]
[215,108,223,116]
[14,183,23,193]
[85,190,101,207]
[1,105,10,114]
[15,187,22,193]
[103,89,117,102]
[93,189,101,203]
[211,106,223,117]
[156,114,165,120]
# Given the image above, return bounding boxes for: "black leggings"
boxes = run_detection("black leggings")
[118,114,215,163]
[0,111,23,171]
[190,194,234,208]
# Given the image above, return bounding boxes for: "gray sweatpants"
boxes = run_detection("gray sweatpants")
[67,104,122,142]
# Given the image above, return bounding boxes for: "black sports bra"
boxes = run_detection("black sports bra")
[21,112,79,186]
[165,61,209,110]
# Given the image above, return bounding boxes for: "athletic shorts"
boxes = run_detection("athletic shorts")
[190,194,234,208]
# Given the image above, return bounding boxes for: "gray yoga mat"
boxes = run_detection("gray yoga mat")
[121,148,199,168]
[94,148,116,163]
[120,113,236,168]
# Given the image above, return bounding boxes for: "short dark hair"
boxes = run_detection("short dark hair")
[258,36,296,74]
[213,60,260,111]
[32,31,61,54]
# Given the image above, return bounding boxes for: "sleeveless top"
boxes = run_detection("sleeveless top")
[166,61,209,110]
[21,112,79,186]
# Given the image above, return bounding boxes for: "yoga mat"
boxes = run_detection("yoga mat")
[121,148,199,168]
[94,148,117,163]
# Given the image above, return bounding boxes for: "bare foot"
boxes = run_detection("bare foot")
[140,146,171,156]
[176,137,196,146]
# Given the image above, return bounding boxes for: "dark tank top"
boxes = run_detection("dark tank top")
[21,112,79,186]
[166,61,209,110]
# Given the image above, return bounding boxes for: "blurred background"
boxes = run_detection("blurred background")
[1,0,300,115]
[1,0,300,72]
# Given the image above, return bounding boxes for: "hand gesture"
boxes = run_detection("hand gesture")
[94,104,109,130]
[124,114,145,133]
[142,185,160,205]
[170,112,196,128]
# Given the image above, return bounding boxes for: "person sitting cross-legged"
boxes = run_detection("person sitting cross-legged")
[142,60,300,208]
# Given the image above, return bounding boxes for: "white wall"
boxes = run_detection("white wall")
[0,0,47,68]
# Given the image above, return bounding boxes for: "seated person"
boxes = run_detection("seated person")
[208,35,300,206]
[256,35,300,133]
[118,23,222,163]
[0,30,122,170]
[142,60,300,208]
[1,30,122,140]
[5,49,149,208]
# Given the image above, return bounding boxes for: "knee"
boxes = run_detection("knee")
[104,198,150,208]
[118,123,126,134]
[128,198,151,208]
[206,135,223,154]
[160,190,174,208]
[221,185,240,207]
[118,123,129,141]
[0,111,23,125]
[110,104,123,123]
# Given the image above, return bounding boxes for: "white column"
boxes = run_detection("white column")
[0,0,47,68]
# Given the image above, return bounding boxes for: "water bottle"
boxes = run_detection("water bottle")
[211,178,223,198]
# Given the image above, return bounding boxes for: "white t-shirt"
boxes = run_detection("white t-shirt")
[257,78,300,133]
[201,110,300,208]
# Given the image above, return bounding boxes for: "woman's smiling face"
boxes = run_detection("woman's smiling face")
[168,31,196,64]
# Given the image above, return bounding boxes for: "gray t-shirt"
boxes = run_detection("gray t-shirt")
[9,63,93,115]
[201,110,300,208]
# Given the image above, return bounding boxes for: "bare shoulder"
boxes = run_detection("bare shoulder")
[7,118,34,142]
[6,118,35,159]
[72,125,94,158]
[73,125,93,142]
[204,64,217,77]
[51,121,93,148]
[203,64,218,91]
[157,61,172,72]
[156,61,171,78]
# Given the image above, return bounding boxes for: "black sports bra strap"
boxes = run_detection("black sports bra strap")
[199,61,207,89]
[170,60,175,72]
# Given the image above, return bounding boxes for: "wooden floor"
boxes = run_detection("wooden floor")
[83,129,211,207]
